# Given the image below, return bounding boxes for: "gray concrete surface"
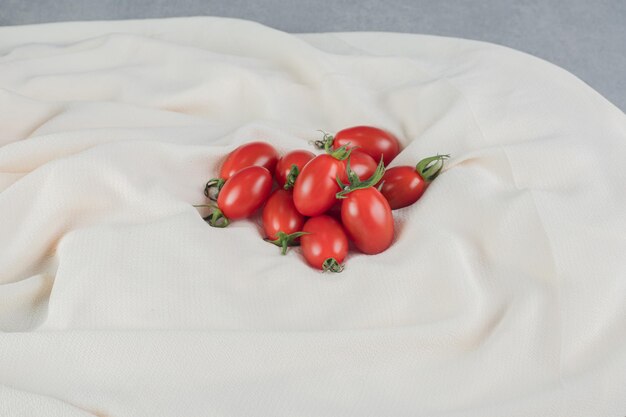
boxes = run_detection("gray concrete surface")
[1,0,624,111]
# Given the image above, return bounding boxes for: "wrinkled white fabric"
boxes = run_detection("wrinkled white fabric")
[0,16,625,417]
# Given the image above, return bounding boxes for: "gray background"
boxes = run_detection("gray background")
[1,0,625,111]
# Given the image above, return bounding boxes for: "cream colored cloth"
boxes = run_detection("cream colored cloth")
[0,17,625,417]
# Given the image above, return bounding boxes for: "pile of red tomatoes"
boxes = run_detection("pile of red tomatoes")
[196,126,448,272]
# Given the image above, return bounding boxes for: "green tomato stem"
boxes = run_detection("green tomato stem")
[204,207,230,228]
[327,143,353,161]
[312,130,353,161]
[265,231,309,255]
[283,164,300,190]
[322,258,344,273]
[335,157,386,199]
[204,178,225,201]
[313,130,334,150]
[416,154,450,182]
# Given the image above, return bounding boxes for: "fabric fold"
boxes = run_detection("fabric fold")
[0,16,624,417]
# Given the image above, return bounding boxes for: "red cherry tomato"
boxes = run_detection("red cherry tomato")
[379,155,449,209]
[219,141,279,180]
[379,166,426,209]
[262,189,306,254]
[341,188,394,254]
[275,149,315,189]
[217,166,272,220]
[340,150,378,182]
[262,189,305,239]
[332,126,401,166]
[301,215,348,272]
[293,154,344,217]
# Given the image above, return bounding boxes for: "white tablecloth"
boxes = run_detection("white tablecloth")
[0,17,625,417]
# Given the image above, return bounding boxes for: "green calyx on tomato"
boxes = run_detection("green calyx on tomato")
[265,231,309,255]
[336,157,385,199]
[327,144,352,161]
[322,258,344,273]
[204,178,226,201]
[193,204,231,228]
[205,207,230,228]
[283,164,300,190]
[313,130,353,161]
[416,154,450,182]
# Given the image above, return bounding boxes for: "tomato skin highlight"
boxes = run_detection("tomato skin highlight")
[301,215,348,270]
[341,188,394,254]
[293,154,344,217]
[219,141,279,180]
[333,126,400,166]
[217,166,273,220]
[262,189,305,240]
[379,166,426,210]
[275,150,315,188]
